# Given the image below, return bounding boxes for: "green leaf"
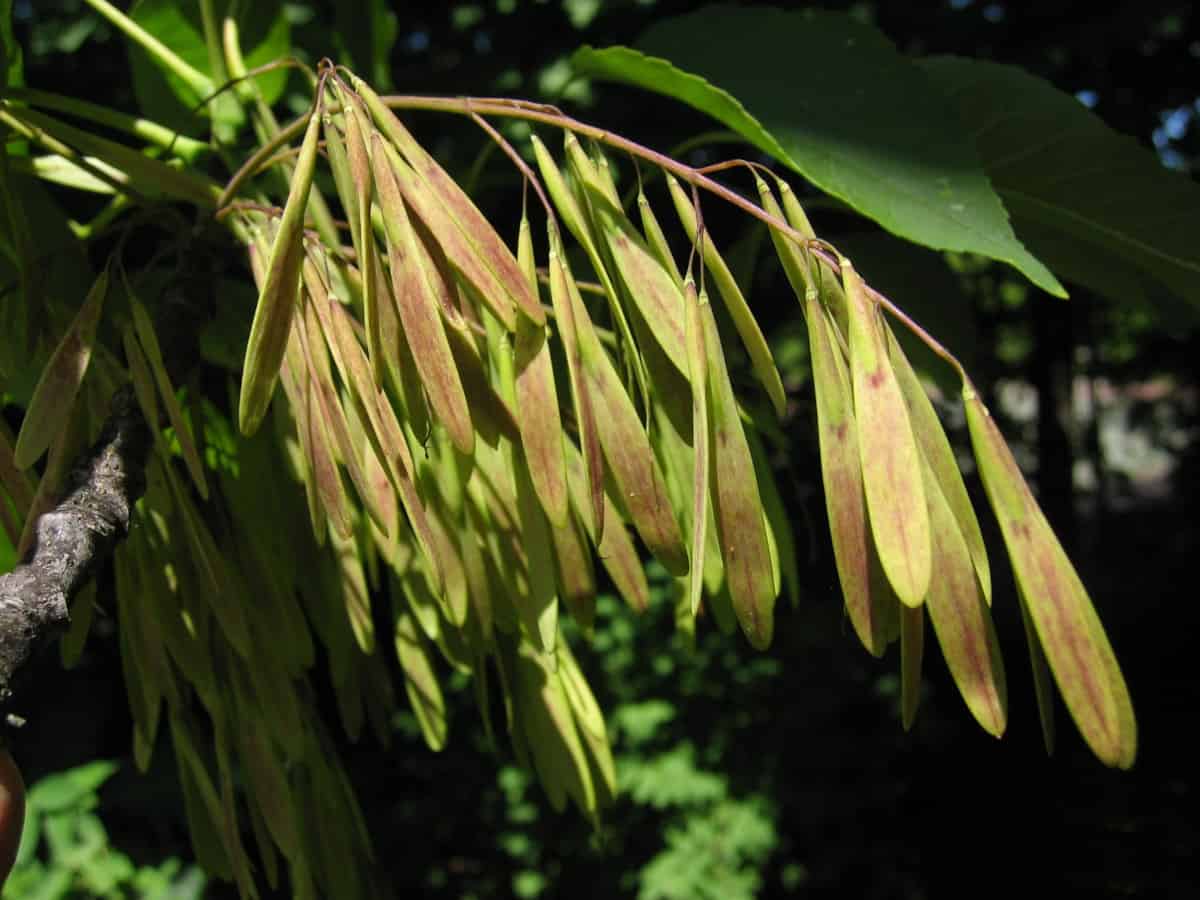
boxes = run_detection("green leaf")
[127,0,289,135]
[573,6,1063,296]
[27,760,119,813]
[1,0,23,90]
[922,56,1200,311]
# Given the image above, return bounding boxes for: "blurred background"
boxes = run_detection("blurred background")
[5,1,1198,897]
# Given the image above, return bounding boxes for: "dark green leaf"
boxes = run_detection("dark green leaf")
[573,6,1062,295]
[923,56,1200,311]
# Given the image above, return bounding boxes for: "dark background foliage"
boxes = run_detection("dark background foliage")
[6,1,1199,896]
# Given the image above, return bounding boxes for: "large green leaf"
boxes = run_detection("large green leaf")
[922,56,1200,313]
[127,0,290,135]
[1,0,22,90]
[572,6,1063,297]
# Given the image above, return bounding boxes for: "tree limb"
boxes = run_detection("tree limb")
[0,386,151,708]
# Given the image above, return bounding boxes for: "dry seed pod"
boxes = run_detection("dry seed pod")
[371,136,474,455]
[394,604,448,751]
[747,428,800,608]
[683,278,710,617]
[278,329,326,545]
[701,296,776,650]
[331,525,374,654]
[343,102,386,385]
[900,604,924,731]
[583,184,689,379]
[512,637,597,816]
[563,442,650,613]
[128,291,208,499]
[804,287,888,655]
[637,189,683,287]
[514,214,569,527]
[556,639,617,806]
[666,174,787,417]
[547,228,605,541]
[14,265,108,468]
[843,259,931,608]
[353,75,539,327]
[885,326,990,602]
[239,106,322,436]
[923,464,1007,737]
[1018,588,1057,756]
[303,257,443,592]
[575,313,688,575]
[964,386,1135,768]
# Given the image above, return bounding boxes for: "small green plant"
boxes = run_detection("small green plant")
[3,760,206,899]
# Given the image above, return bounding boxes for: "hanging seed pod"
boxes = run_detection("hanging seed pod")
[371,135,474,455]
[964,385,1135,768]
[1019,588,1057,756]
[843,259,931,608]
[127,287,208,499]
[342,101,386,385]
[576,313,687,575]
[900,604,924,731]
[637,188,683,286]
[512,637,597,817]
[804,286,888,655]
[701,294,775,650]
[923,465,1007,737]
[353,75,538,327]
[666,174,786,417]
[14,265,108,468]
[885,327,990,602]
[394,604,448,751]
[239,104,322,435]
[563,443,650,614]
[683,278,710,618]
[514,213,569,527]
[557,639,617,807]
[546,227,605,540]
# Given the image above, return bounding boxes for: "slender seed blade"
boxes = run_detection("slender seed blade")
[844,259,931,607]
[804,288,887,655]
[239,108,322,436]
[514,215,569,527]
[964,387,1135,767]
[900,604,924,731]
[667,174,787,416]
[344,103,385,385]
[394,605,448,751]
[702,300,775,649]
[547,230,605,541]
[129,292,208,499]
[684,279,710,617]
[354,76,538,326]
[15,265,108,468]
[371,136,475,455]
[924,466,1007,737]
[887,326,991,602]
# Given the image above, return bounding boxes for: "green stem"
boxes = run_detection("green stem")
[382,95,963,368]
[4,88,209,162]
[198,0,229,87]
[83,0,214,99]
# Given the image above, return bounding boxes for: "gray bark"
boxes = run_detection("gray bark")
[0,386,150,708]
